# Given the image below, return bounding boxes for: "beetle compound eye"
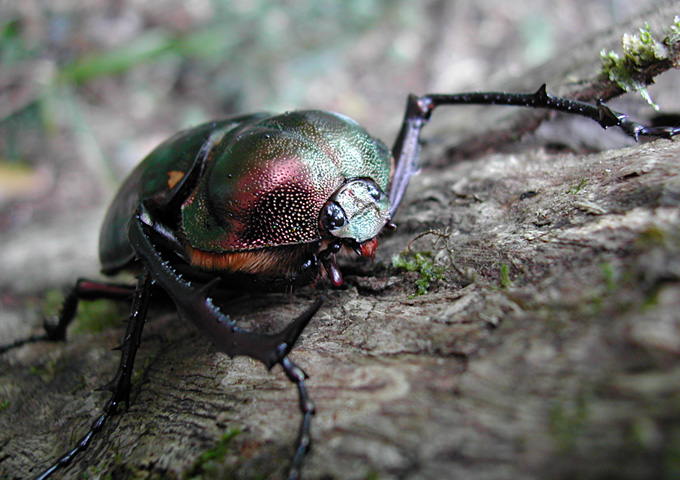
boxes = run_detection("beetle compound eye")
[320,202,347,232]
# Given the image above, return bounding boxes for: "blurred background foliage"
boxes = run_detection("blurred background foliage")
[0,0,659,232]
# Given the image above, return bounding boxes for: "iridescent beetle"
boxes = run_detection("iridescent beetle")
[4,86,680,480]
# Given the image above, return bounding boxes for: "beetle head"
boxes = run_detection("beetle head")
[320,178,391,243]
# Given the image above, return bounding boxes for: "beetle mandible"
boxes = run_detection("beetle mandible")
[3,85,680,480]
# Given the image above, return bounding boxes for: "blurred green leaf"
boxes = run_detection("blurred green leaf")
[58,30,173,83]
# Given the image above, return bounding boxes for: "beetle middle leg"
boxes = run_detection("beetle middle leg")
[129,204,322,479]
[34,270,152,480]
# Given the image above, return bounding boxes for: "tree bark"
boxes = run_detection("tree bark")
[2,3,680,480]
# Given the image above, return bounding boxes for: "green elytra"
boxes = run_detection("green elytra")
[99,110,392,275]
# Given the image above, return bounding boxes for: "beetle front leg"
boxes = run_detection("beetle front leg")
[129,204,322,477]
[130,203,322,368]
[388,85,680,217]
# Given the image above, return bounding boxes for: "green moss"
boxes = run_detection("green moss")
[636,225,669,248]
[43,288,126,336]
[499,263,511,289]
[392,250,444,297]
[583,261,624,313]
[183,429,241,479]
[548,391,590,452]
[0,400,9,412]
[600,261,616,294]
[28,359,58,381]
[74,299,126,334]
[570,178,587,194]
[601,17,680,109]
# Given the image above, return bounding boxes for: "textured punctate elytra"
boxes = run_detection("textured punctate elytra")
[99,110,392,279]
[181,111,391,251]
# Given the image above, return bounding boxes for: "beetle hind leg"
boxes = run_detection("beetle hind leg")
[44,278,135,341]
[0,279,135,355]
[0,332,45,355]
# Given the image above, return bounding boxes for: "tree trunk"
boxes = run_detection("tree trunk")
[2,3,680,480]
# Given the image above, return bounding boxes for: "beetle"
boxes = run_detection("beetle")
[2,85,679,480]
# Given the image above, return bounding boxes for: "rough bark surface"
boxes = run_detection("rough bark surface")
[2,3,680,480]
